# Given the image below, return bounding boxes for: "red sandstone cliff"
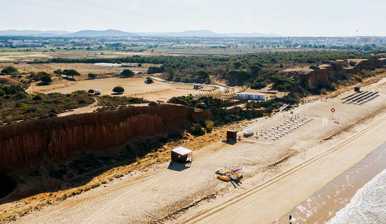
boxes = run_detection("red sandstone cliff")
[0,104,194,171]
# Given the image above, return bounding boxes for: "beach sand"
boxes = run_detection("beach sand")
[279,142,386,223]
[6,77,386,224]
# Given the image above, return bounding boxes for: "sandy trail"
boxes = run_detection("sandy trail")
[8,78,386,224]
[57,98,99,117]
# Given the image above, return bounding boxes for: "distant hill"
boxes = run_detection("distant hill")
[66,29,136,37]
[143,30,276,37]
[0,29,275,38]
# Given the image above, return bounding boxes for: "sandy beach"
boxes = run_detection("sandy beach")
[279,142,386,223]
[180,110,386,224]
[4,76,386,224]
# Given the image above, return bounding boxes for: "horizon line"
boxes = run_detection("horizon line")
[1,29,386,38]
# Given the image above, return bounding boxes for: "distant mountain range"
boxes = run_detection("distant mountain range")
[0,29,275,38]
[69,29,136,37]
[142,30,274,37]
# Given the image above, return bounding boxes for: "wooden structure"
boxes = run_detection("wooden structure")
[171,147,192,164]
[226,130,238,143]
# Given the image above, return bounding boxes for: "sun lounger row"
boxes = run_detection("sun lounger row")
[342,91,379,105]
[256,116,312,142]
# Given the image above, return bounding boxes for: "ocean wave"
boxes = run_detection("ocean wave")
[328,169,386,224]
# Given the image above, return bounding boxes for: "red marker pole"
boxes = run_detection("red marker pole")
[331,107,336,121]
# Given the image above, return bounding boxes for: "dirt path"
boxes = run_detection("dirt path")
[57,98,99,117]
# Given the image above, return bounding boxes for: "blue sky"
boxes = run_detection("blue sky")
[2,0,386,36]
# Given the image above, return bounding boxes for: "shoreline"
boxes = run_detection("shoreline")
[176,98,386,224]
[6,76,386,224]
[279,142,386,223]
[328,169,386,223]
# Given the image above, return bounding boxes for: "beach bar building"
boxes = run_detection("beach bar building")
[236,92,267,101]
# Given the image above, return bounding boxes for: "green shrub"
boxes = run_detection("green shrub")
[310,65,320,70]
[96,95,147,111]
[112,86,125,94]
[62,69,80,77]
[1,66,19,76]
[0,84,25,95]
[190,123,206,136]
[144,77,153,84]
[120,69,135,78]
[32,95,43,101]
[224,70,254,86]
[54,69,62,75]
[38,73,52,85]
[147,66,164,74]
[0,86,94,126]
[88,73,97,79]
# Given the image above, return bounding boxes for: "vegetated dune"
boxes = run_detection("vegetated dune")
[28,77,204,101]
[0,104,199,172]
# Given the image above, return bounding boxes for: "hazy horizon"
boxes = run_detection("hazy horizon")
[2,0,386,36]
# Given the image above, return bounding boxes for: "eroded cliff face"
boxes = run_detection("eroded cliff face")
[307,68,330,89]
[0,104,193,171]
[355,58,385,71]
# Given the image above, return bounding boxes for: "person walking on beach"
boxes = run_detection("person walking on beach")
[289,214,294,224]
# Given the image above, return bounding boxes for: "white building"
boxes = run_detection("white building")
[236,92,267,101]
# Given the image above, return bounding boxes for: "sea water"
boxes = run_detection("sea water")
[328,169,386,224]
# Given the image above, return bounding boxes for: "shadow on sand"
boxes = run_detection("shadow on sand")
[167,162,191,172]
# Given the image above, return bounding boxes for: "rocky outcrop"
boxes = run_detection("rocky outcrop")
[355,58,385,71]
[307,67,331,89]
[0,104,195,171]
[282,58,386,91]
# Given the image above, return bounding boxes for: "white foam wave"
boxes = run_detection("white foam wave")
[328,169,386,224]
